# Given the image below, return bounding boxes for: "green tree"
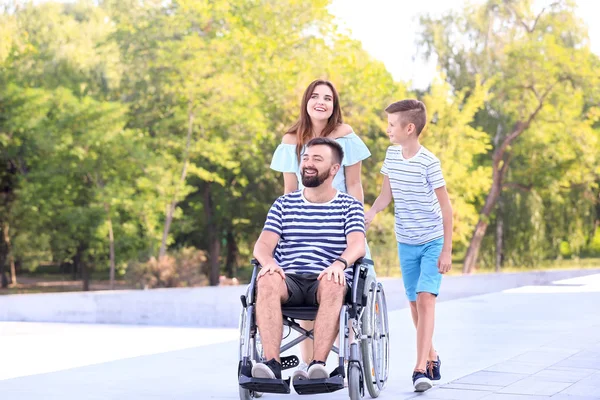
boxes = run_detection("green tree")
[420,0,600,272]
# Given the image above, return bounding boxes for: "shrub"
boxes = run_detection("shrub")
[127,248,208,289]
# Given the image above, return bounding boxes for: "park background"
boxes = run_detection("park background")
[1,0,599,294]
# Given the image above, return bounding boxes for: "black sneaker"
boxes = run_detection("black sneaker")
[252,358,282,380]
[412,370,432,392]
[426,356,441,380]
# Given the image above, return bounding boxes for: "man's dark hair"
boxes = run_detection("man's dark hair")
[306,137,344,164]
[385,99,427,136]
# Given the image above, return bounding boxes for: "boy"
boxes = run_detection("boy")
[364,99,453,392]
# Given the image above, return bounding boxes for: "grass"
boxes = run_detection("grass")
[372,257,600,278]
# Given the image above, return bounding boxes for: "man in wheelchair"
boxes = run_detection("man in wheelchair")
[252,137,366,382]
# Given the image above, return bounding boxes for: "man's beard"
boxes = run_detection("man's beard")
[301,168,329,188]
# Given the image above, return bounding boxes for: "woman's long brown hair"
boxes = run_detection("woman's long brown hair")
[286,79,343,161]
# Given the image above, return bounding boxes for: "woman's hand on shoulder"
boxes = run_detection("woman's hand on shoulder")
[282,133,297,144]
[330,123,354,139]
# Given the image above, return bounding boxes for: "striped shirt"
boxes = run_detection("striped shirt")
[381,145,446,245]
[263,190,365,281]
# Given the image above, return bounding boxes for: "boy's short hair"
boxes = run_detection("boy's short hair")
[306,137,344,164]
[385,99,427,136]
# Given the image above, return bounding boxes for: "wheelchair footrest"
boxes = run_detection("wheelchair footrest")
[239,375,291,394]
[292,374,345,395]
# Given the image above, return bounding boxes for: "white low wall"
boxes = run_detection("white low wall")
[0,285,248,328]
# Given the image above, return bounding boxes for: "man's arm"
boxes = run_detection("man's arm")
[434,186,453,274]
[253,230,286,280]
[318,231,365,285]
[319,197,367,285]
[337,230,366,266]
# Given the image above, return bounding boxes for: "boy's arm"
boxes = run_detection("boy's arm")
[434,186,453,274]
[365,175,392,229]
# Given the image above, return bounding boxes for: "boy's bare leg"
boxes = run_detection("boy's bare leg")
[299,320,314,364]
[413,293,437,371]
[313,279,346,362]
[410,301,438,361]
[256,273,289,361]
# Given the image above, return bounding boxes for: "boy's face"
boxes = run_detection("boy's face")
[386,112,415,145]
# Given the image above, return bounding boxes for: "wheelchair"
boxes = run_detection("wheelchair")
[238,258,390,399]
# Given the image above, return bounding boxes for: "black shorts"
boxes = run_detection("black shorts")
[284,274,349,307]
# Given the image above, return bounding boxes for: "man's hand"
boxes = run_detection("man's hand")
[437,250,452,274]
[364,209,376,231]
[257,261,286,281]
[318,262,346,286]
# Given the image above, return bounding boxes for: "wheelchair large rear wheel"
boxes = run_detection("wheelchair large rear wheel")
[361,279,390,398]
[238,306,264,399]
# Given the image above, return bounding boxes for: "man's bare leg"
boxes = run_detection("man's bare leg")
[299,320,314,364]
[255,273,288,362]
[313,278,346,363]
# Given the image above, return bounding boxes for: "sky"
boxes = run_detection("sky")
[328,0,600,89]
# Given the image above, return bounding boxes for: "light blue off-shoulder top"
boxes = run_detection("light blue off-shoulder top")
[270,132,371,192]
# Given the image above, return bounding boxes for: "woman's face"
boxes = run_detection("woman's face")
[306,84,334,122]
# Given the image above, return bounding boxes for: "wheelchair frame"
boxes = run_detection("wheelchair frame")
[238,258,389,399]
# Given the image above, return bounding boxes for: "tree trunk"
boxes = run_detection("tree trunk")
[463,95,549,273]
[0,246,7,288]
[159,108,194,259]
[105,204,116,290]
[74,245,90,291]
[209,235,221,286]
[82,262,90,291]
[225,230,238,278]
[71,261,77,281]
[204,184,220,286]
[2,222,16,285]
[495,197,504,273]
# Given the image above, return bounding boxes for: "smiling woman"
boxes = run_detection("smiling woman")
[270,79,371,203]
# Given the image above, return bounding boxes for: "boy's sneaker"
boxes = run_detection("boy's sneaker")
[427,356,441,381]
[412,370,432,392]
[292,361,309,381]
[251,358,282,380]
[307,360,328,380]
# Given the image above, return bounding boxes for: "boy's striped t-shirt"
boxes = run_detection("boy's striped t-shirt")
[381,145,446,245]
[263,190,365,281]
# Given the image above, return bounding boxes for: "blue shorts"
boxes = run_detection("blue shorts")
[397,237,443,302]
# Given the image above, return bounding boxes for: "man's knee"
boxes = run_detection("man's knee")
[257,274,287,300]
[317,278,346,304]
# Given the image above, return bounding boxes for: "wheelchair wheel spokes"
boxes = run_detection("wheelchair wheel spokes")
[375,282,390,390]
[360,276,381,398]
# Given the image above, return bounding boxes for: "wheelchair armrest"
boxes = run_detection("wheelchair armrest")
[245,259,261,306]
[350,258,371,310]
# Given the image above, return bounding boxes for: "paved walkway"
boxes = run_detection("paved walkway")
[0,272,599,399]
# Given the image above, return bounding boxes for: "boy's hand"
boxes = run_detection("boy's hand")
[364,209,376,230]
[438,250,452,274]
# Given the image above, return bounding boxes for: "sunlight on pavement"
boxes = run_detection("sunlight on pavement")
[0,322,237,381]
[503,273,600,294]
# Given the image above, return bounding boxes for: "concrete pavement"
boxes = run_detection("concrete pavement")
[0,272,599,399]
